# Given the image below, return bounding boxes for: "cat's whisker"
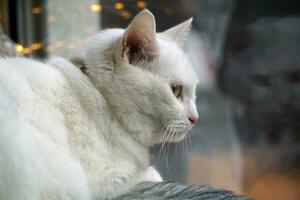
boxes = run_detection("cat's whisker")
[186,135,189,158]
[183,134,186,160]
[161,129,173,170]
[188,133,192,146]
[157,137,167,163]
[160,121,173,147]
[171,125,187,129]
[175,129,181,160]
[175,130,179,159]
[186,134,190,153]
[166,142,173,173]
[180,134,184,156]
[164,130,176,172]
[158,121,171,150]
[156,120,174,164]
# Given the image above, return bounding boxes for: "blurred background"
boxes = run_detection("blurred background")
[1,0,300,199]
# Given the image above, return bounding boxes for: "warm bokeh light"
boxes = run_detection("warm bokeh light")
[31,43,42,50]
[114,2,125,10]
[137,1,147,9]
[22,47,32,54]
[15,44,24,53]
[32,7,42,14]
[90,4,102,12]
[119,10,132,20]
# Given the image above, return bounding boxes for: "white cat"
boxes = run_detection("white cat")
[0,10,198,199]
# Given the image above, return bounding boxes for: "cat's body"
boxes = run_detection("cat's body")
[0,10,198,199]
[0,58,92,199]
[0,57,154,199]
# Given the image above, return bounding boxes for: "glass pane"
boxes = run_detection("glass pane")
[47,0,100,57]
[1,0,299,199]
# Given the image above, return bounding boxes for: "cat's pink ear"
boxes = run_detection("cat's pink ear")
[161,18,193,46]
[120,9,158,64]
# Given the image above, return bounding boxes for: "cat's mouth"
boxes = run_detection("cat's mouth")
[160,119,193,143]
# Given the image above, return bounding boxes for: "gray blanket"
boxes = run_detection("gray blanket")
[115,181,250,200]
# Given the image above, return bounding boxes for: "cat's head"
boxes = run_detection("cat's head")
[71,10,198,146]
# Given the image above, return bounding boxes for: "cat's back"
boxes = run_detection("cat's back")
[0,57,70,142]
[0,57,91,200]
[0,57,67,100]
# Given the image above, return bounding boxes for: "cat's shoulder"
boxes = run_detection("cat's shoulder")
[0,57,49,85]
[0,56,60,77]
[0,57,80,98]
[0,56,82,81]
[0,57,43,72]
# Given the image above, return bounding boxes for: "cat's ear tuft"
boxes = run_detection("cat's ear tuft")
[120,9,158,64]
[161,18,193,46]
[70,56,87,74]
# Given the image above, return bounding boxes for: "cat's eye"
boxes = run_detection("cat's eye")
[171,84,183,98]
[251,74,270,87]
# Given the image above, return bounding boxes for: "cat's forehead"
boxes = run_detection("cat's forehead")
[156,37,198,87]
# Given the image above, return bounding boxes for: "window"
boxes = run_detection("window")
[1,1,299,199]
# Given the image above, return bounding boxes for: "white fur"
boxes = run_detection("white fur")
[0,10,198,199]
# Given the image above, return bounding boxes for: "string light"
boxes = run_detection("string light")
[90,3,102,12]
[22,47,32,54]
[31,43,42,50]
[16,1,163,56]
[114,2,125,10]
[15,44,24,53]
[46,39,89,53]
[15,2,150,55]
[15,43,43,54]
[32,7,42,14]
[119,10,132,20]
[137,1,146,9]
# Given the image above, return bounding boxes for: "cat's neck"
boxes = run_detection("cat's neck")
[105,95,151,168]
[49,57,150,170]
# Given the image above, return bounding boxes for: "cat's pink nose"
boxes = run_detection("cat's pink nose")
[189,116,198,125]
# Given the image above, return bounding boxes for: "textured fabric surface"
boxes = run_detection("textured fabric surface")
[115,181,250,200]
